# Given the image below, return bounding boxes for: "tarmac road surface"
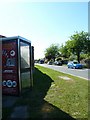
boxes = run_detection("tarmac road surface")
[36,63,90,80]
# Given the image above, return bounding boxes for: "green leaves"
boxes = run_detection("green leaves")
[64,31,89,62]
[44,31,90,63]
[44,44,60,61]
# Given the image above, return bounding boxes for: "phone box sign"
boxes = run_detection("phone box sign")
[2,40,19,95]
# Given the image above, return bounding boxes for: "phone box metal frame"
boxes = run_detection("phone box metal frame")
[1,36,34,96]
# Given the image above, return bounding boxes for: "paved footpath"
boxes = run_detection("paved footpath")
[9,106,28,119]
[2,96,29,119]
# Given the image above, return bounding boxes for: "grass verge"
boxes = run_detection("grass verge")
[2,65,88,119]
[33,65,88,119]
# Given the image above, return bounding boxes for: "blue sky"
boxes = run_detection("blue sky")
[0,2,88,59]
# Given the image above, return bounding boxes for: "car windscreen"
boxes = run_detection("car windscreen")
[73,62,78,64]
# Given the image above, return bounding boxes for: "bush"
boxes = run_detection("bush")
[80,54,88,60]
[85,59,90,68]
[69,54,77,61]
[55,57,62,61]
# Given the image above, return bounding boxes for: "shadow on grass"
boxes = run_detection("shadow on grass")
[23,67,76,119]
[2,67,76,119]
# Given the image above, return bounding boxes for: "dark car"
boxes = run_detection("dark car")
[54,61,62,66]
[67,61,83,69]
[39,60,44,64]
[47,61,53,65]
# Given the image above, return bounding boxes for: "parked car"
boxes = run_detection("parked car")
[54,61,62,66]
[67,61,83,69]
[47,61,53,65]
[39,60,44,64]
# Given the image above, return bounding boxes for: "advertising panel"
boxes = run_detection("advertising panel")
[2,40,19,95]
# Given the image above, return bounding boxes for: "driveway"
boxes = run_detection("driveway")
[36,63,90,80]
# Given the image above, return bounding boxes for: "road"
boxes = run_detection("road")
[36,63,90,80]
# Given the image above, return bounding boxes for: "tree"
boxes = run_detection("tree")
[66,31,88,63]
[83,33,90,57]
[44,44,60,61]
[59,44,70,58]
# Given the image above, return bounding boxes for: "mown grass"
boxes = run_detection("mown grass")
[2,65,88,119]
[33,65,88,119]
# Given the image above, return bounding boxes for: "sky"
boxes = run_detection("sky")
[0,1,88,59]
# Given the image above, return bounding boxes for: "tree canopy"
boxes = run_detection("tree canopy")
[66,31,89,62]
[59,44,70,58]
[59,31,89,62]
[44,31,90,63]
[44,44,60,61]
